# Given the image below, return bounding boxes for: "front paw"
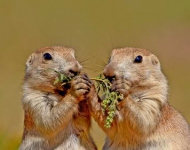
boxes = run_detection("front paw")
[111,77,131,97]
[70,74,92,101]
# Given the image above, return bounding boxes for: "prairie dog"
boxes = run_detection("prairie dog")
[89,47,190,150]
[20,46,97,150]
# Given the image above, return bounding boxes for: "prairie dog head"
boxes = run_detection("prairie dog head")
[103,47,166,87]
[24,46,82,92]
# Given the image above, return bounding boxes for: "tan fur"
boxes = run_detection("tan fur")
[20,46,97,150]
[89,47,190,150]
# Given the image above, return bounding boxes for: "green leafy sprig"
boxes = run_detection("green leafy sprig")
[50,69,123,128]
[91,74,124,128]
[53,70,72,85]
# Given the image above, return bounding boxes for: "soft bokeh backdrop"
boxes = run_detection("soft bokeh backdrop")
[0,0,190,149]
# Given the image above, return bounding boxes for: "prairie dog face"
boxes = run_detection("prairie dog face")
[103,47,162,85]
[25,46,82,92]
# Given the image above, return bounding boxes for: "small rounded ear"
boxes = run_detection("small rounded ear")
[26,53,35,68]
[150,54,160,67]
[111,49,117,57]
[69,48,75,57]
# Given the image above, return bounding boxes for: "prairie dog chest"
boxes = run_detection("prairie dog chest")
[104,139,167,150]
[46,93,63,106]
[54,124,86,150]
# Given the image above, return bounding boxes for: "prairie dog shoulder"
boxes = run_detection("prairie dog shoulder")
[90,47,190,150]
[20,46,97,150]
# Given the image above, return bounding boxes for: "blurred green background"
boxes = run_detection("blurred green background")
[0,0,190,149]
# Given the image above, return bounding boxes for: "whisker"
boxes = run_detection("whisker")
[92,69,103,74]
[79,55,96,64]
[93,57,108,66]
[91,64,105,71]
[82,66,94,70]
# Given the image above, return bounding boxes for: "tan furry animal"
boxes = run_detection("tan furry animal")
[20,46,97,150]
[89,47,190,150]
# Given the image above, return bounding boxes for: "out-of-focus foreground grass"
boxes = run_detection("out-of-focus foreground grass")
[0,1,190,149]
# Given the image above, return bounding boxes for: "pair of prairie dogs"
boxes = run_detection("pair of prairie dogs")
[20,46,190,150]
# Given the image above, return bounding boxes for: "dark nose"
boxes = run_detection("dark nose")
[69,69,79,76]
[103,65,116,83]
[69,63,82,77]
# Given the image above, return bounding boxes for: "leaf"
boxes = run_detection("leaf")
[49,68,73,85]
[54,77,60,85]
[60,74,65,82]
[91,74,125,128]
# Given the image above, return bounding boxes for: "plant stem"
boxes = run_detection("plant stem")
[61,78,108,86]
[90,78,104,82]
[61,82,70,86]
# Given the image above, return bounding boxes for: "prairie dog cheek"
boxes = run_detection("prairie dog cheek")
[123,72,132,79]
[117,63,132,79]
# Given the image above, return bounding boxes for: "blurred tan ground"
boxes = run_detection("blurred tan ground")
[0,1,190,149]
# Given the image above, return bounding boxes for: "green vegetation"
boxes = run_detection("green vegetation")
[92,74,124,128]
[53,70,73,85]
[53,71,123,128]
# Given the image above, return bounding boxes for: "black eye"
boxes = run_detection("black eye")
[134,55,143,63]
[43,53,52,60]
